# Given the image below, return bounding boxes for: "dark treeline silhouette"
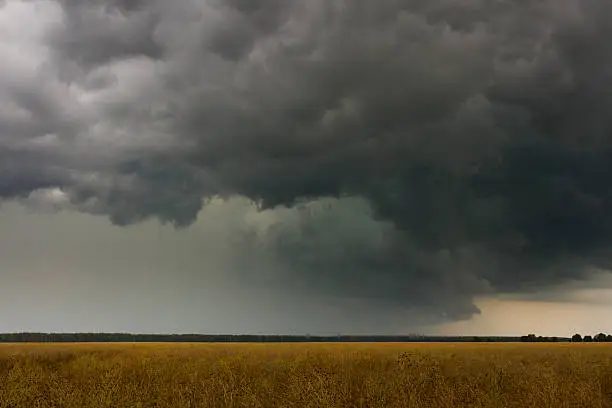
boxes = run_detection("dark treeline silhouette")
[520,334,560,342]
[9,332,612,343]
[0,333,533,343]
[520,332,612,342]
[570,333,612,342]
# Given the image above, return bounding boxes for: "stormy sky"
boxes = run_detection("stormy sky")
[2,0,612,335]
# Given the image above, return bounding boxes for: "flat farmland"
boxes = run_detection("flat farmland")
[1,342,611,407]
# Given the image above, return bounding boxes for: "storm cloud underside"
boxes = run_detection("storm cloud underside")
[2,0,612,324]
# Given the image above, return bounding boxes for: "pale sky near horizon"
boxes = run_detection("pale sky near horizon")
[2,199,612,337]
[3,0,612,336]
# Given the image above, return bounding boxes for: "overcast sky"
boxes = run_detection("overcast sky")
[2,0,612,336]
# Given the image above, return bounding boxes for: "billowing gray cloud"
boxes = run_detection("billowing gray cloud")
[2,0,612,324]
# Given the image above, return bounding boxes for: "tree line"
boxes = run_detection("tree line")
[0,333,526,343]
[520,333,612,342]
[1,332,608,343]
[570,333,612,342]
[520,334,560,342]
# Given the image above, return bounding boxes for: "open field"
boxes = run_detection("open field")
[1,342,611,407]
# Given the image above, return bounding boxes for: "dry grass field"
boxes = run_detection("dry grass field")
[0,342,611,407]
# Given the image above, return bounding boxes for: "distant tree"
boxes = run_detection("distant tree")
[521,334,537,342]
[583,335,593,342]
[594,333,607,342]
[572,333,583,342]
[607,335,612,342]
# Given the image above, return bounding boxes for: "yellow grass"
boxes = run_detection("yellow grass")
[0,342,611,407]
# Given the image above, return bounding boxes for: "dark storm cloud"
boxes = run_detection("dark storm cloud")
[3,0,612,323]
[49,0,163,68]
[0,149,71,198]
